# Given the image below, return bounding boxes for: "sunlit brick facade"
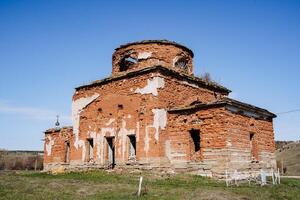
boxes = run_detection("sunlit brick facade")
[44,40,276,178]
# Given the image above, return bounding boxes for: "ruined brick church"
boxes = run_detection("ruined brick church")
[44,40,276,178]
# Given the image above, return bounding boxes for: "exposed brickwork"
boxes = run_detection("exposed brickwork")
[44,40,276,178]
[167,107,276,177]
[158,75,225,107]
[44,127,73,170]
[112,41,194,76]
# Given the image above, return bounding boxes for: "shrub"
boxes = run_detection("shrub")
[0,152,43,170]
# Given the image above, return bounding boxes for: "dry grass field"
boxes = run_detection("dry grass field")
[276,142,300,176]
[0,151,43,171]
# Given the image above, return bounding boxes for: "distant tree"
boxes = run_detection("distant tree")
[198,72,212,82]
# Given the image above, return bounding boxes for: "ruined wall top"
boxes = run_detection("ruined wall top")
[112,40,194,76]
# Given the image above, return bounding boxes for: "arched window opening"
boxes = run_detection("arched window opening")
[175,57,188,70]
[119,56,138,72]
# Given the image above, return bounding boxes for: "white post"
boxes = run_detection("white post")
[261,169,266,186]
[271,168,275,185]
[225,170,229,187]
[137,176,143,197]
[234,170,237,186]
[281,159,284,174]
[278,168,281,184]
[225,169,229,187]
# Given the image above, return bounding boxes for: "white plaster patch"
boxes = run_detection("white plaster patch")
[97,118,117,164]
[138,52,152,60]
[135,77,165,96]
[118,119,135,161]
[72,93,99,147]
[89,117,139,164]
[88,131,102,163]
[226,139,232,147]
[72,93,99,162]
[172,56,179,67]
[144,126,150,153]
[97,133,105,164]
[181,81,199,89]
[105,118,115,126]
[152,109,167,141]
[78,140,86,162]
[45,135,55,156]
[101,127,115,137]
[89,131,96,139]
[165,140,171,161]
[144,108,167,153]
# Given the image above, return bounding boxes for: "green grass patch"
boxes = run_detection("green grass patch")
[0,170,299,200]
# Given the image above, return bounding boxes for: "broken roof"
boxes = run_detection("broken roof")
[45,126,73,134]
[75,65,231,94]
[168,97,276,119]
[115,39,194,57]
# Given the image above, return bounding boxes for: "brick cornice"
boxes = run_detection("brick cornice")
[75,65,231,94]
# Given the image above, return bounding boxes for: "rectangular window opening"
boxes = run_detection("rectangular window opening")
[106,137,115,168]
[128,135,136,160]
[250,133,254,141]
[118,104,123,110]
[250,133,255,159]
[190,129,200,152]
[87,138,94,161]
[65,142,70,163]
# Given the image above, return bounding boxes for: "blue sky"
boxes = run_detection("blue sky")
[0,0,299,150]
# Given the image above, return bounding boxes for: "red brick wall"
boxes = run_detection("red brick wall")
[70,71,226,166]
[73,73,161,165]
[112,43,193,76]
[167,106,276,175]
[44,70,275,175]
[225,111,275,158]
[43,41,275,177]
[167,107,228,162]
[158,75,224,108]
[44,128,73,165]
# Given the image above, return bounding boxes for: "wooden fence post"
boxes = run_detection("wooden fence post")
[137,176,143,197]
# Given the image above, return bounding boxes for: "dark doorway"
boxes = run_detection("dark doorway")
[128,135,136,160]
[106,137,115,168]
[250,133,256,160]
[190,129,201,152]
[65,142,70,163]
[87,138,94,161]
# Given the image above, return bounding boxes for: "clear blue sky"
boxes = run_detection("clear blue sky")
[0,0,299,150]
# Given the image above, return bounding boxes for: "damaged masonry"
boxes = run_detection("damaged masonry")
[44,40,277,179]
